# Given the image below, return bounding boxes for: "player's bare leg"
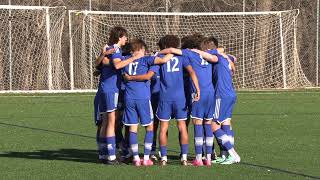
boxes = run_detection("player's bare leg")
[159,121,169,166]
[177,120,189,165]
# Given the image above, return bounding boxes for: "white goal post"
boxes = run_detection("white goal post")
[0,5,67,93]
[68,9,312,92]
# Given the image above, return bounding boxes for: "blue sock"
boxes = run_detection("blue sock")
[106,136,116,160]
[204,124,213,155]
[194,124,203,160]
[160,146,167,158]
[129,132,139,158]
[222,125,234,146]
[214,128,233,151]
[99,137,107,158]
[144,131,153,158]
[181,144,189,160]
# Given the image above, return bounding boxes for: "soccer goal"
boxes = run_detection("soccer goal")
[0,5,66,93]
[69,9,312,91]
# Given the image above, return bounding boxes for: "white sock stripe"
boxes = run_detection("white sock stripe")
[219,134,230,145]
[144,143,153,149]
[205,137,214,146]
[195,137,204,146]
[107,144,113,150]
[131,144,139,152]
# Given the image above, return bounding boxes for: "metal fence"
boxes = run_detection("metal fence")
[0,0,319,87]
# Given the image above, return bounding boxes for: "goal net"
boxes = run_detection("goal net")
[0,5,66,93]
[69,9,312,91]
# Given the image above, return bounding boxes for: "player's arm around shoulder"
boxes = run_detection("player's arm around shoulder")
[123,71,155,82]
[95,45,115,66]
[153,54,174,64]
[191,49,218,63]
[113,52,144,70]
[159,47,182,56]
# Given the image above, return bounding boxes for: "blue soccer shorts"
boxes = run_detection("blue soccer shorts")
[214,96,237,124]
[191,92,215,121]
[99,90,119,113]
[156,100,188,121]
[122,99,154,126]
[94,90,103,126]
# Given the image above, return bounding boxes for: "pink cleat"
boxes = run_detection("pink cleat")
[203,159,212,166]
[142,159,154,166]
[133,159,141,166]
[192,159,203,166]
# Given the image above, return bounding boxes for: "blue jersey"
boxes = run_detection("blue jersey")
[208,49,236,98]
[99,44,122,91]
[181,49,214,94]
[157,54,191,102]
[122,55,157,100]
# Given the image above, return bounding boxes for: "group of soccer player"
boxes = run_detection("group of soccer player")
[93,26,240,166]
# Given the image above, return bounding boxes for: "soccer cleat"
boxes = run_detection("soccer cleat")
[142,159,154,166]
[150,153,158,161]
[133,159,141,166]
[150,154,158,161]
[220,155,240,165]
[180,160,189,166]
[203,159,212,166]
[105,159,120,165]
[192,159,203,166]
[212,156,226,164]
[159,160,167,166]
[211,152,217,160]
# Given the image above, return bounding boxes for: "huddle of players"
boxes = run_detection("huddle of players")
[94,26,240,166]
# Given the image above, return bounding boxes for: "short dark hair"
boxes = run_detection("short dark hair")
[157,36,166,50]
[181,35,200,49]
[122,43,132,56]
[108,26,128,45]
[163,35,180,48]
[208,36,219,48]
[130,38,147,52]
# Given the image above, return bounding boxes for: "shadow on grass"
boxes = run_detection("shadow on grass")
[240,162,320,180]
[0,149,182,165]
[0,149,100,164]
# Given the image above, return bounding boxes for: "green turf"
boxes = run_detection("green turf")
[0,91,319,180]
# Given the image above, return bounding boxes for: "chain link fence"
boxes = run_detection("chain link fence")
[0,0,319,87]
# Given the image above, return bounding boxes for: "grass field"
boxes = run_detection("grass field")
[0,91,320,180]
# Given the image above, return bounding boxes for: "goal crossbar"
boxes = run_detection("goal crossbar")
[69,9,299,17]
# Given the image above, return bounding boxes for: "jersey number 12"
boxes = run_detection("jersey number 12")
[166,57,179,72]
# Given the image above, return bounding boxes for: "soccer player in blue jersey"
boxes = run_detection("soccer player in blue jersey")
[125,35,201,166]
[121,39,174,166]
[98,26,145,165]
[192,37,240,164]
[94,44,115,162]
[159,35,217,166]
